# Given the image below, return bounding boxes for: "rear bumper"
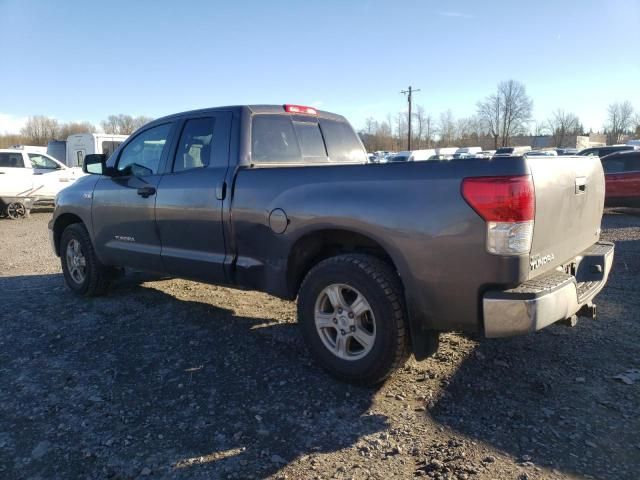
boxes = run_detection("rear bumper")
[483,241,614,337]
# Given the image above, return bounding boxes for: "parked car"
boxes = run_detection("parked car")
[49,104,613,385]
[66,133,129,168]
[453,147,482,159]
[427,154,453,161]
[494,146,532,156]
[601,150,640,207]
[435,147,458,156]
[389,149,435,162]
[0,148,84,202]
[577,145,638,157]
[555,148,578,155]
[526,150,558,157]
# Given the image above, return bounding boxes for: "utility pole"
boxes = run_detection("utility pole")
[401,86,420,150]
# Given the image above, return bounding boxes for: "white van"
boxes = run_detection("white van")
[66,133,129,167]
[435,147,458,156]
[453,146,482,158]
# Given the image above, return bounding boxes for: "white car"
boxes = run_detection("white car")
[0,148,85,202]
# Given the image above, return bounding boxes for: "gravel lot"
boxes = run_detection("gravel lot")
[1,210,639,480]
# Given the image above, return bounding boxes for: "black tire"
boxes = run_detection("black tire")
[297,254,410,385]
[60,223,112,296]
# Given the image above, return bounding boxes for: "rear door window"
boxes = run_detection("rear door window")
[319,119,366,163]
[625,153,640,172]
[173,117,217,171]
[292,121,327,160]
[252,115,301,163]
[0,152,25,168]
[602,156,626,174]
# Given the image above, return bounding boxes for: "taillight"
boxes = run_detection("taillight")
[284,104,318,115]
[462,175,535,255]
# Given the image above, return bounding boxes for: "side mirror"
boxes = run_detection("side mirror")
[83,154,107,175]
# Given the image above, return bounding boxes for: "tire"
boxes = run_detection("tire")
[60,223,112,296]
[297,254,410,385]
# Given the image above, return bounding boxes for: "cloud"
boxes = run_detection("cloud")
[0,113,28,134]
[439,11,473,18]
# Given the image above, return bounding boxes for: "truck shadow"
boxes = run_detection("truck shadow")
[0,273,385,479]
[427,238,640,480]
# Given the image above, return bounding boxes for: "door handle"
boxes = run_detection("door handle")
[137,186,156,198]
[216,181,227,200]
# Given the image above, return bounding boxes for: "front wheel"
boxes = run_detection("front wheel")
[297,254,410,385]
[60,223,112,296]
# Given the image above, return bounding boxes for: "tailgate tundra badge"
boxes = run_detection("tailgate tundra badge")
[530,253,555,271]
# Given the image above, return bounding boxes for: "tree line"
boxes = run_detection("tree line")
[360,79,640,152]
[0,114,154,148]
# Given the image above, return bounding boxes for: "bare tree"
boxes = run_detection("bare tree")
[606,101,634,144]
[547,110,581,147]
[58,121,97,140]
[20,116,60,145]
[414,105,426,149]
[498,80,533,146]
[396,112,408,150]
[633,113,640,137]
[101,114,153,135]
[438,110,456,147]
[532,121,548,137]
[477,79,532,148]
[363,117,378,136]
[424,113,435,149]
[477,93,501,149]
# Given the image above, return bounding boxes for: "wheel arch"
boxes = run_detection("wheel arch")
[53,213,84,256]
[286,228,402,299]
[286,227,439,361]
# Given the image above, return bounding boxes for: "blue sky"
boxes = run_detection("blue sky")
[1,0,639,134]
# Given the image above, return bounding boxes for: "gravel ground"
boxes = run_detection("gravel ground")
[0,209,639,480]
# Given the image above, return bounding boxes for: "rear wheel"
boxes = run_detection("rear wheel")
[60,223,113,296]
[298,254,410,385]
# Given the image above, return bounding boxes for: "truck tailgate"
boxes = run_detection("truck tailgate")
[527,155,605,278]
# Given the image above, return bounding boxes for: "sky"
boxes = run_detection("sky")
[0,0,639,134]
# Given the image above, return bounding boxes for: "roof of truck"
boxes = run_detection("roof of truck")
[150,105,347,124]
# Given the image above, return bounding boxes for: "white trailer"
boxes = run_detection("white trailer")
[66,133,128,167]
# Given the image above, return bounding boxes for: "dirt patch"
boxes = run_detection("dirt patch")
[0,211,639,479]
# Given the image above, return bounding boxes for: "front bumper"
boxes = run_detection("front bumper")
[483,241,614,337]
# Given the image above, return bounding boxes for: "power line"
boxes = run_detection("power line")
[401,86,420,150]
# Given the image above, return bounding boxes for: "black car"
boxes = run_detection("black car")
[577,145,638,157]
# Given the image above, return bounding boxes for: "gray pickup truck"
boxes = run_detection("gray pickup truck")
[49,104,614,384]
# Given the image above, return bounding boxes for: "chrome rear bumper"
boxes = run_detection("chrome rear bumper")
[483,242,614,338]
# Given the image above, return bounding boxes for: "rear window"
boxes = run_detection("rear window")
[252,115,301,163]
[495,147,514,154]
[251,115,365,164]
[293,121,327,159]
[0,152,25,168]
[319,118,367,163]
[602,157,626,174]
